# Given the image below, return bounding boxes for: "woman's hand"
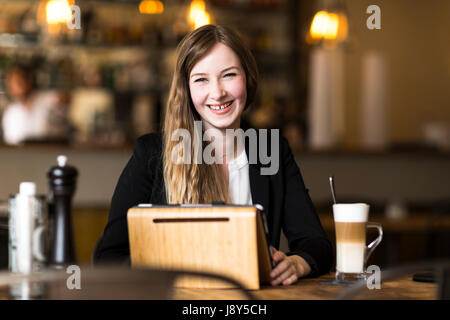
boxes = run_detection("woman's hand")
[269,247,312,286]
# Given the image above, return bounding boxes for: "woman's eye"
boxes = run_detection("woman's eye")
[224,73,236,78]
[194,78,207,83]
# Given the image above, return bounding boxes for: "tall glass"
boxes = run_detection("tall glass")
[333,203,383,283]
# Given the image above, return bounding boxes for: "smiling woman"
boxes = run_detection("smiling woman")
[95,25,333,286]
[163,25,258,206]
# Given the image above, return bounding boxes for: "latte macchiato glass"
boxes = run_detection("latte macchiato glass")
[333,203,383,283]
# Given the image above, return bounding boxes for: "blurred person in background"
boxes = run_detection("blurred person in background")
[1,64,69,145]
[69,66,115,144]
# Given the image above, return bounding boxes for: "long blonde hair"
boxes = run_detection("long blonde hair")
[162,25,258,204]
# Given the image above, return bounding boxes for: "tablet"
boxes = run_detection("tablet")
[127,204,273,289]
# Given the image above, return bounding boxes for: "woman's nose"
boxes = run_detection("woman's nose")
[209,80,226,100]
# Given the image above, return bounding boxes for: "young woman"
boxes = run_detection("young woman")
[95,25,333,286]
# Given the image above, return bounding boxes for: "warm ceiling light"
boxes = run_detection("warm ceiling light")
[323,13,339,40]
[189,0,206,22]
[46,0,72,24]
[310,11,329,39]
[188,0,211,30]
[309,10,348,42]
[139,0,164,15]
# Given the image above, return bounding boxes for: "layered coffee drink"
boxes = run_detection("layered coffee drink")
[333,203,383,283]
[333,203,369,276]
[335,221,366,273]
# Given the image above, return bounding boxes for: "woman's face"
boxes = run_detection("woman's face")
[189,43,247,131]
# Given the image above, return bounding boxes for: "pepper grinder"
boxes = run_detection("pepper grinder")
[47,155,78,269]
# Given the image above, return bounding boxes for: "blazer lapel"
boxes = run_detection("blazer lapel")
[245,130,270,212]
[249,164,270,212]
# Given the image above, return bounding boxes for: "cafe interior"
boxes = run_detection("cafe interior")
[0,0,449,300]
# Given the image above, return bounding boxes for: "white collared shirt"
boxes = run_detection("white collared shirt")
[228,149,253,205]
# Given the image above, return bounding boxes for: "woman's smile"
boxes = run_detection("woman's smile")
[207,100,234,114]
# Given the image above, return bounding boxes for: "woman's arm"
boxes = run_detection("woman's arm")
[94,134,160,264]
[271,136,333,284]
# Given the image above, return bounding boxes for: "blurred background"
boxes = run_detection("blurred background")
[0,0,449,269]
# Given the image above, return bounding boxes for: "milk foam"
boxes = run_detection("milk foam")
[336,243,365,273]
[333,203,369,222]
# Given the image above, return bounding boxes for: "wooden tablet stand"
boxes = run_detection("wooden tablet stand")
[127,205,273,289]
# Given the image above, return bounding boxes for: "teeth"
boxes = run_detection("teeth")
[209,101,232,110]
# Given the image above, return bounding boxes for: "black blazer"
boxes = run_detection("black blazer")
[94,129,333,277]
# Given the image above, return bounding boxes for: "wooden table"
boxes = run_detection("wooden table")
[0,268,437,300]
[172,272,436,300]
